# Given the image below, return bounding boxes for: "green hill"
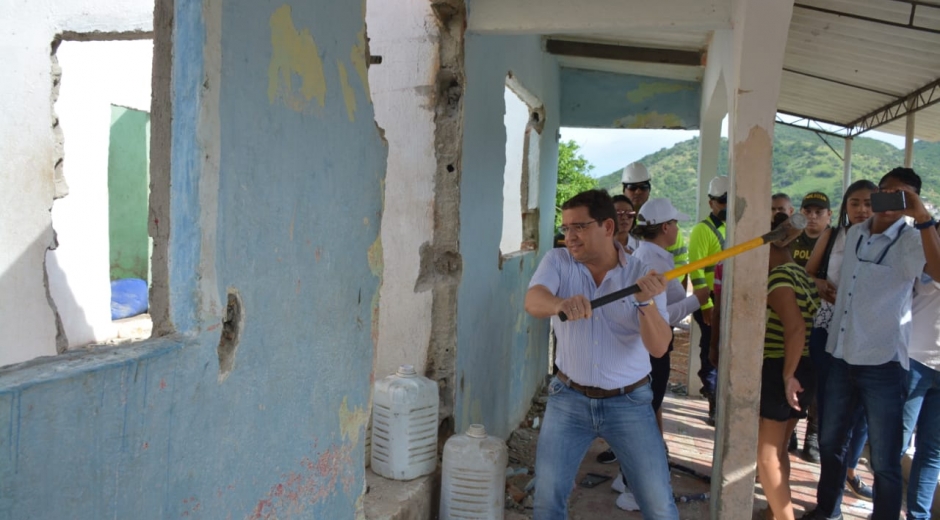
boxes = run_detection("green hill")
[595,124,940,220]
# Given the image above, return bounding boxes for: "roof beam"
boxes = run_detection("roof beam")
[782,68,898,97]
[848,78,940,135]
[775,112,852,139]
[793,2,940,36]
[545,39,703,66]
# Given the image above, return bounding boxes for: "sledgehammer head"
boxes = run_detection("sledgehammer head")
[766,213,807,247]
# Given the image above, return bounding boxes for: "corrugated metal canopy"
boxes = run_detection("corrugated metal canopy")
[779,0,940,141]
[540,0,940,141]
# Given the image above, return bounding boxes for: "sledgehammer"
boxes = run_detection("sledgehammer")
[558,214,806,322]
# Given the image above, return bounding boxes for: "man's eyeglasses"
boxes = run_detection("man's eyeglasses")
[559,220,598,236]
[710,195,728,204]
[616,210,636,217]
[624,183,651,192]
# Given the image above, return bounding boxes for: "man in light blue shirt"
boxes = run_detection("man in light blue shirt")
[525,189,678,520]
[808,168,940,520]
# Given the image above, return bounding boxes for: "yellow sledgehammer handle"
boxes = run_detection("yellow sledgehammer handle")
[557,214,805,322]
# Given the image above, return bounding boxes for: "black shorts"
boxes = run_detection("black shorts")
[649,341,673,412]
[760,356,815,422]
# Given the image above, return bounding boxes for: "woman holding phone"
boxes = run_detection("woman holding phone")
[804,180,877,500]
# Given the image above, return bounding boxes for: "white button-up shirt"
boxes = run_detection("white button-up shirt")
[827,217,925,369]
[632,241,700,326]
[529,242,668,389]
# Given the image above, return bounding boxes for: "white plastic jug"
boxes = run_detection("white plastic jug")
[371,364,439,480]
[440,424,508,520]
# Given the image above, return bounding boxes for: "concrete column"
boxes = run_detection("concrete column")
[712,0,795,517]
[688,112,723,397]
[905,112,915,168]
[843,137,853,194]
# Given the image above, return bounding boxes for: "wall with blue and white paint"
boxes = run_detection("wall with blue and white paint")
[1,2,384,519]
[561,68,701,129]
[455,34,559,440]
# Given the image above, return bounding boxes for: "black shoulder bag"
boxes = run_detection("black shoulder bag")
[815,227,841,281]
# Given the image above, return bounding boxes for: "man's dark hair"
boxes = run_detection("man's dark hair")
[772,193,791,202]
[611,194,633,206]
[879,167,922,194]
[562,189,617,228]
[632,222,666,240]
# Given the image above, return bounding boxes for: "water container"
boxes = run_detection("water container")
[371,364,439,480]
[440,424,508,520]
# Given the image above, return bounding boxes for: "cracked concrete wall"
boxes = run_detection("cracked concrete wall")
[424,0,467,440]
[0,0,153,367]
[367,0,438,382]
[455,33,559,440]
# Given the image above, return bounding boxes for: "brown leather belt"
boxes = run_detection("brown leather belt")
[556,370,649,399]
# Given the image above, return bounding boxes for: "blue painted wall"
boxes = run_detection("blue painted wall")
[0,1,383,519]
[455,34,559,440]
[561,68,701,129]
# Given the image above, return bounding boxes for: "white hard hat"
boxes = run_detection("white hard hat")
[708,176,730,198]
[637,198,690,226]
[621,162,651,184]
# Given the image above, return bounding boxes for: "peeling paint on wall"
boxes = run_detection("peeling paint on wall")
[613,111,687,129]
[338,61,357,122]
[248,443,356,520]
[625,82,695,104]
[560,68,700,129]
[267,5,326,111]
[368,234,383,348]
[338,396,369,445]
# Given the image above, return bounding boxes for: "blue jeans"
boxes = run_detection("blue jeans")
[809,335,869,471]
[902,359,940,519]
[816,358,907,520]
[533,377,678,520]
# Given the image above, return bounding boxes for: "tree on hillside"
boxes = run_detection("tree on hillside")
[556,140,597,227]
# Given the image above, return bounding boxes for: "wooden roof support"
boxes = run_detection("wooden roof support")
[545,39,703,67]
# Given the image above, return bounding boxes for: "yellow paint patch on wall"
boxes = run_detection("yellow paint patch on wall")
[613,112,686,129]
[367,235,383,277]
[368,234,384,348]
[268,5,327,112]
[339,396,369,445]
[338,61,357,122]
[625,82,694,104]
[350,28,371,103]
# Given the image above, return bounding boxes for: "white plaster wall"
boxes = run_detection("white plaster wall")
[500,87,528,254]
[367,0,438,378]
[0,0,153,367]
[47,40,153,350]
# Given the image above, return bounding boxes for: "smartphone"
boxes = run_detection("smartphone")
[578,473,611,488]
[871,191,907,213]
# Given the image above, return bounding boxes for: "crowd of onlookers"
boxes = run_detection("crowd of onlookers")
[530,163,940,520]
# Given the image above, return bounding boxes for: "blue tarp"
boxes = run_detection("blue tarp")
[110,278,148,320]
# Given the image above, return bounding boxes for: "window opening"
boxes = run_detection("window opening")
[500,74,544,261]
[48,38,155,350]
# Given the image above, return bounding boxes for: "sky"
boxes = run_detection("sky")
[560,116,911,179]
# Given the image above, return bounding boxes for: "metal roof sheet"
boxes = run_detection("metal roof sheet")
[780,0,940,140]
